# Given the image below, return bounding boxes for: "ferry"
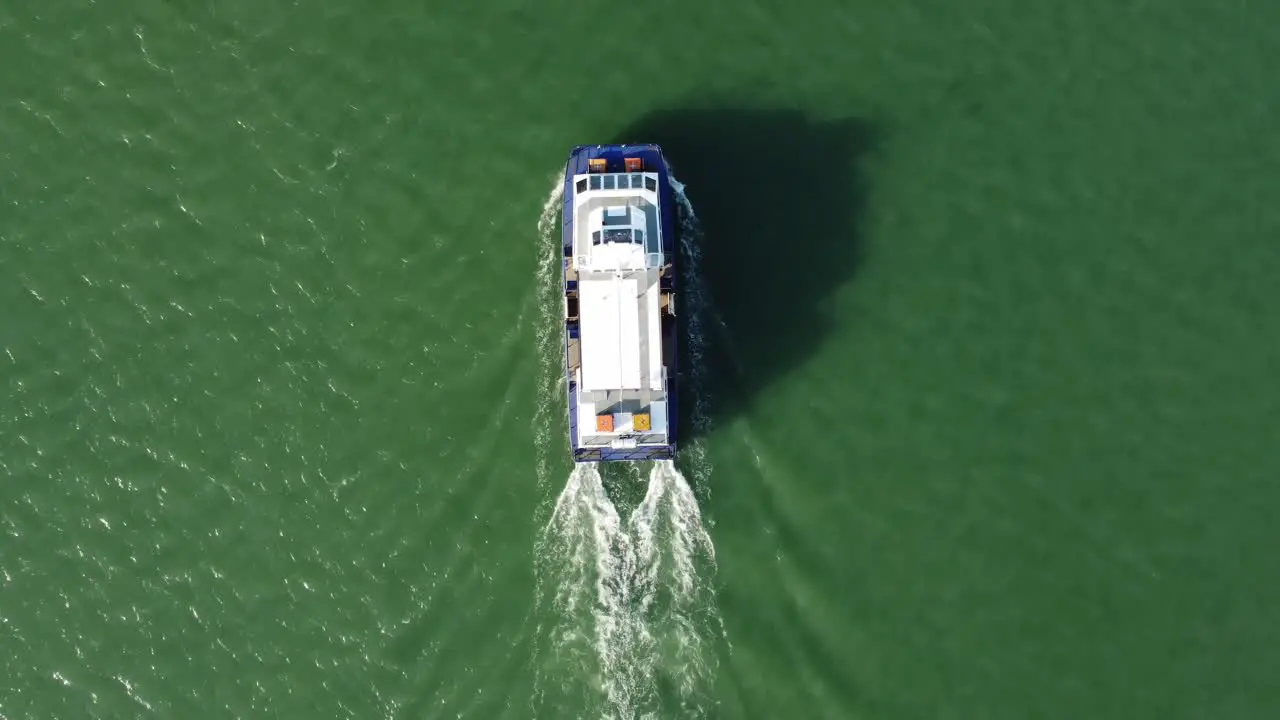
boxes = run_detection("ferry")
[561,145,679,463]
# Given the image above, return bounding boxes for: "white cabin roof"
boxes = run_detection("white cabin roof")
[573,171,667,396]
[571,172,663,272]
[578,269,663,394]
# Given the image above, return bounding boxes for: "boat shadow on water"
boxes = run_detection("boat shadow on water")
[612,108,877,447]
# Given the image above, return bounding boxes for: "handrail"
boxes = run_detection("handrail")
[574,253,664,272]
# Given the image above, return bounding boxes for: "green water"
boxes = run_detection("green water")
[3,1,1279,718]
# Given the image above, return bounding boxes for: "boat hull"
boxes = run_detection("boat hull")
[561,144,679,463]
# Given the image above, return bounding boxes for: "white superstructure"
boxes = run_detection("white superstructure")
[569,170,671,449]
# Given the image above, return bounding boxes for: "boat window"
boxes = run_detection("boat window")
[603,175,616,190]
[644,176,657,191]
[631,174,642,187]
[603,206,628,226]
[592,230,602,245]
[603,229,631,244]
[634,229,643,245]
[616,175,629,189]
[576,178,587,193]
[590,175,602,190]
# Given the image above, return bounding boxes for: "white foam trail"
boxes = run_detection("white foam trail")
[536,461,718,719]
[649,460,719,710]
[669,177,720,499]
[535,462,660,719]
[627,467,666,619]
[651,461,714,592]
[532,173,566,504]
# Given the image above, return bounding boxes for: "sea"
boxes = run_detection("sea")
[2,2,1279,719]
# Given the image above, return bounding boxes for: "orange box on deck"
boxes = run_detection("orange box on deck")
[595,414,614,432]
[588,158,607,173]
[624,157,643,172]
[633,413,651,431]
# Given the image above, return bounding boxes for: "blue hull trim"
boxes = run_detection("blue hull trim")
[562,144,679,464]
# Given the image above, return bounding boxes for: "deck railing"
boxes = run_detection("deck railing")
[574,253,662,273]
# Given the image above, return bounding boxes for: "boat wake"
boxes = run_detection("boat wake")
[533,460,717,719]
[529,172,724,719]
[532,174,567,511]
